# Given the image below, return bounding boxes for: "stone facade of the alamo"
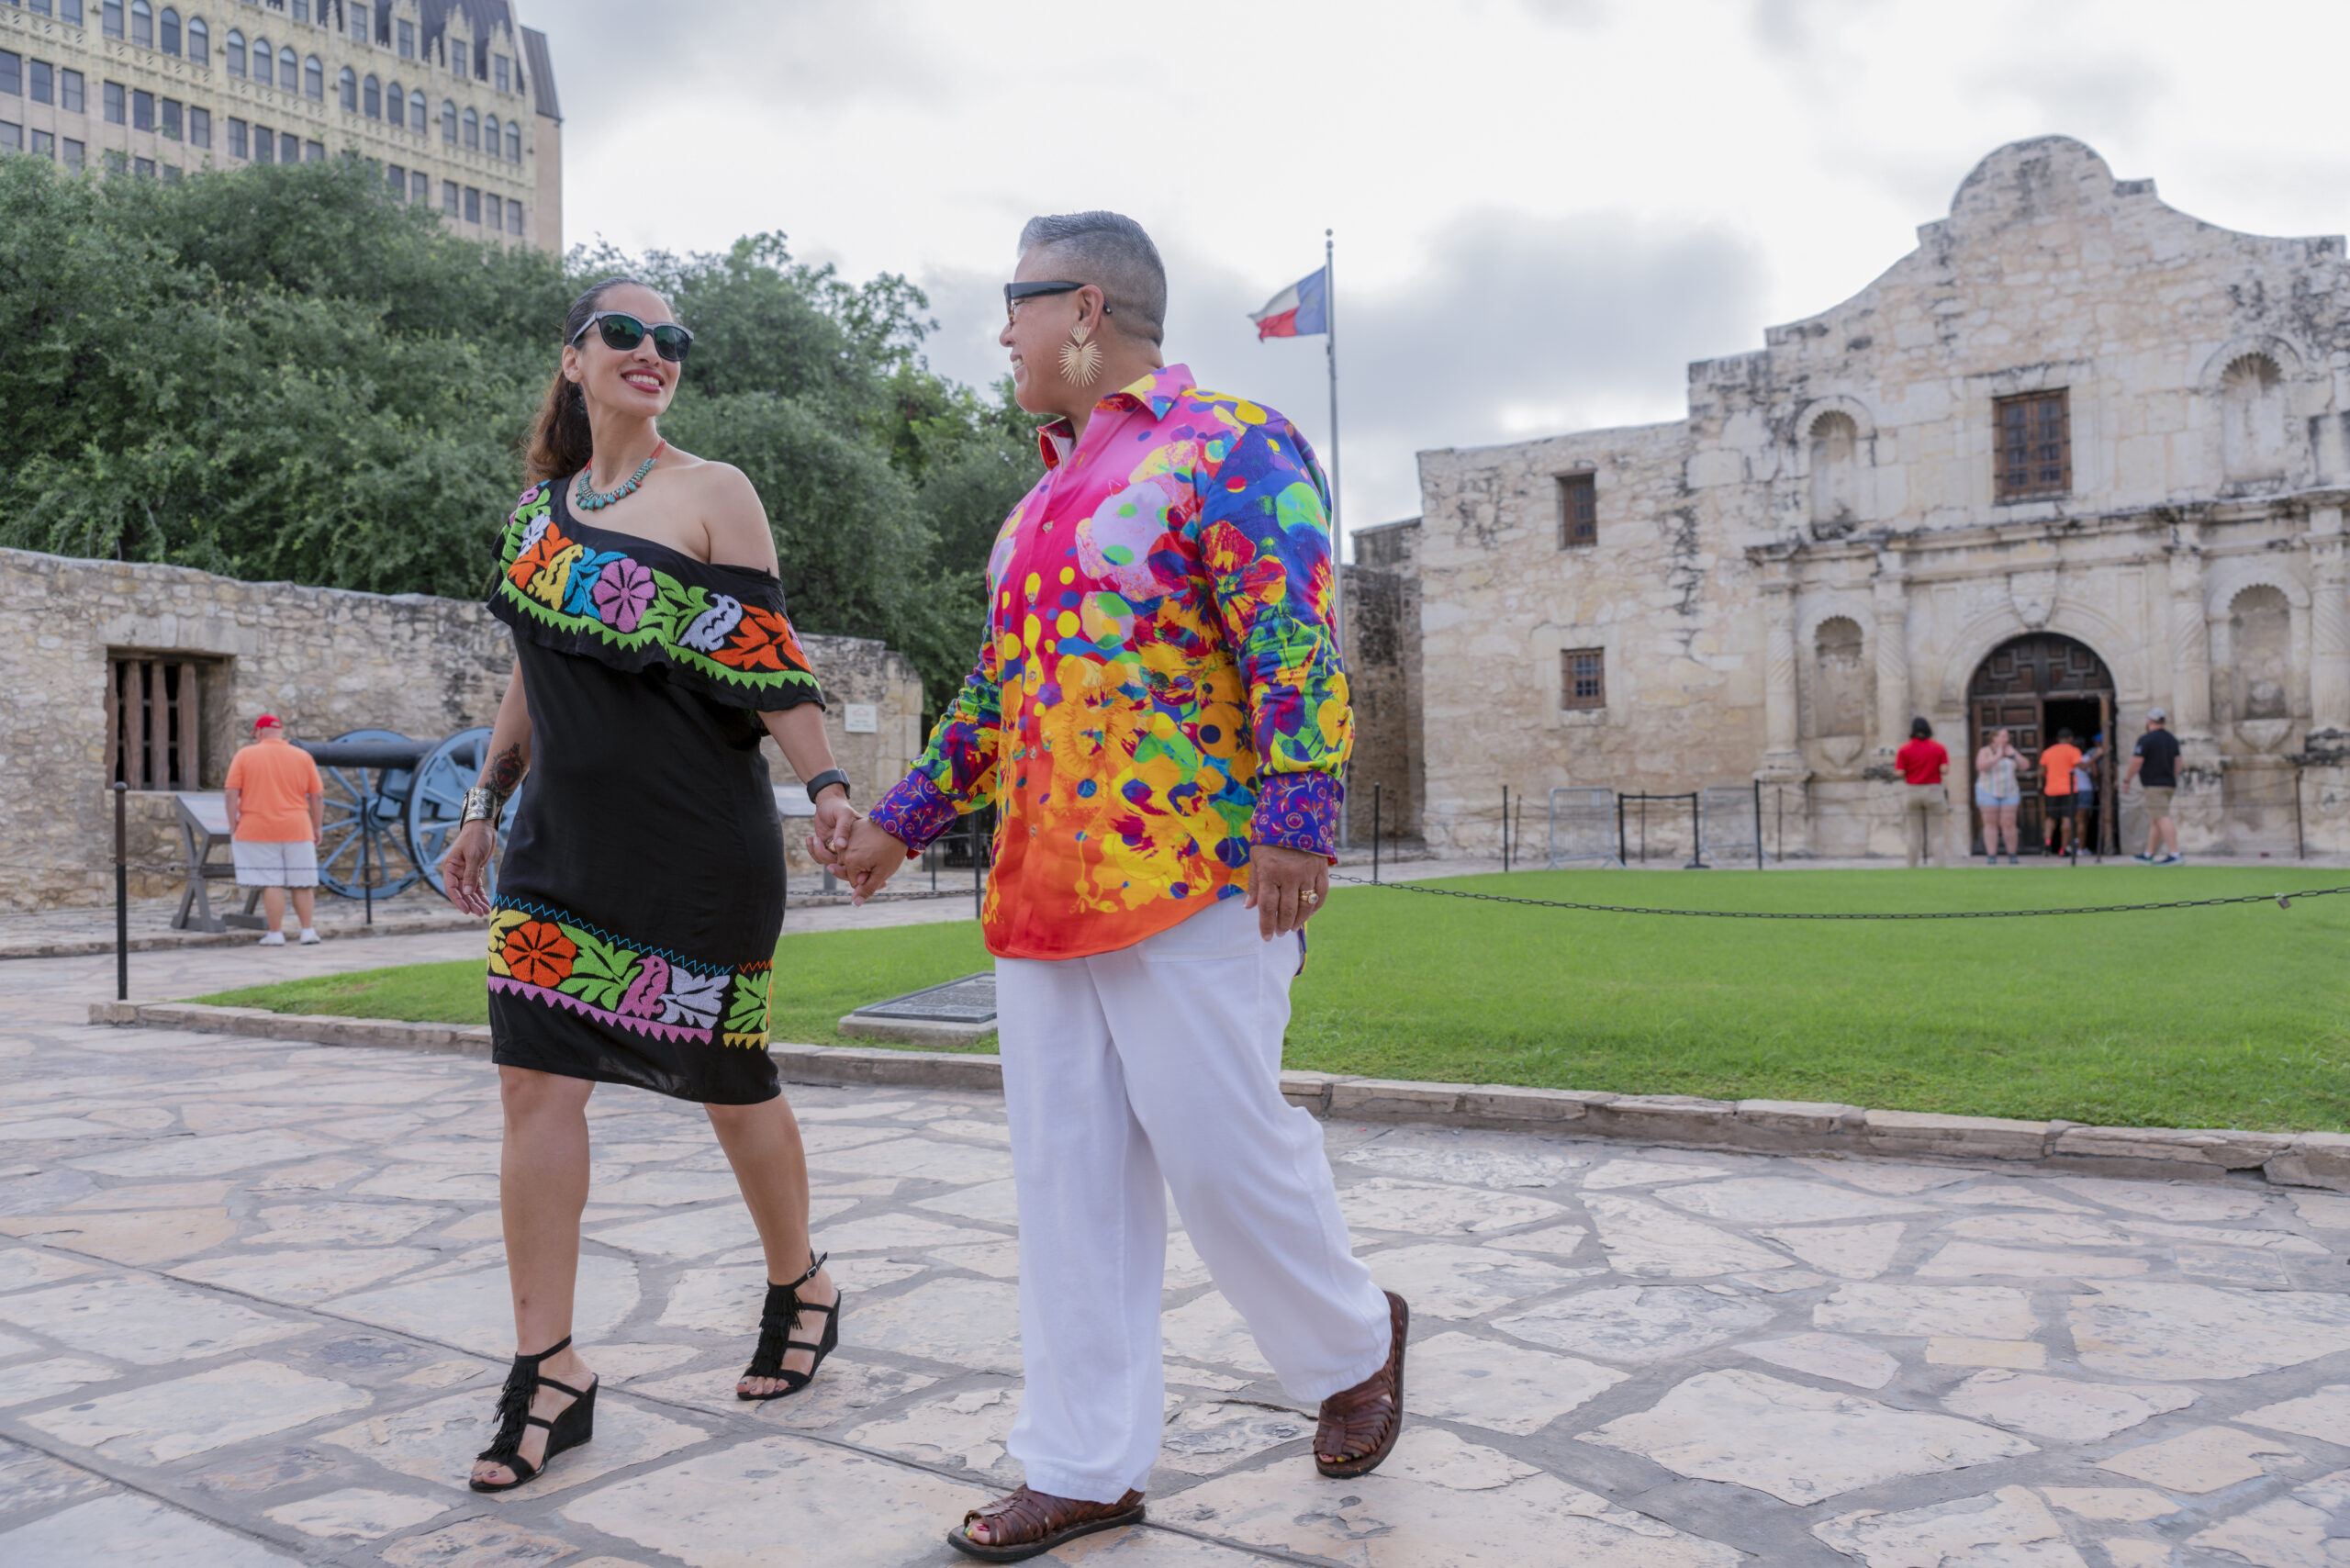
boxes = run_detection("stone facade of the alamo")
[1352,137,2350,863]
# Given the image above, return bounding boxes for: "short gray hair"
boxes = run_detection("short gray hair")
[1017,211,1167,345]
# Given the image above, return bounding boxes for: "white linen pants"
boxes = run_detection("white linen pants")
[995,895,1393,1503]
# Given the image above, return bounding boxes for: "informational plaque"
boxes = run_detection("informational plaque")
[845,703,878,734]
[850,972,997,1025]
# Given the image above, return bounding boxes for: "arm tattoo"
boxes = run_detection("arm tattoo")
[483,743,527,801]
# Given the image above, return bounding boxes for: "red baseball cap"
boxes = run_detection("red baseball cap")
[252,714,283,730]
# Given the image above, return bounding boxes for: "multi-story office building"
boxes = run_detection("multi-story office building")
[0,0,561,253]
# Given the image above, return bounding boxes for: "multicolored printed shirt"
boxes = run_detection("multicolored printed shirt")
[867,364,1351,960]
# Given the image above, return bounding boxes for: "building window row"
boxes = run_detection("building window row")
[15,3,89,27]
[2,52,89,113]
[225,116,319,165]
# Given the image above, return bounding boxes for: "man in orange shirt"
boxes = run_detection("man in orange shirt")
[2039,728,2085,859]
[224,714,326,946]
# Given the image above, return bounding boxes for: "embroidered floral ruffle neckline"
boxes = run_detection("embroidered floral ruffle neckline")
[489,480,823,706]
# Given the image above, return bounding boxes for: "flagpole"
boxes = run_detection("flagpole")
[1325,227,1348,849]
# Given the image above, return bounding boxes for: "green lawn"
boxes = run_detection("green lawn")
[197,866,2350,1132]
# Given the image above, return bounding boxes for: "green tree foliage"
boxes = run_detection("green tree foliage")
[0,155,1039,712]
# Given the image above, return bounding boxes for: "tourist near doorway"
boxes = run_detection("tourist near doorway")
[1967,633,2118,857]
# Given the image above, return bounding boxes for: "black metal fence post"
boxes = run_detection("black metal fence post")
[113,781,129,1002]
[1686,790,1708,869]
[1617,794,1627,867]
[1501,785,1510,872]
[361,812,374,926]
[2297,764,2308,860]
[1371,783,1382,884]
[1752,778,1764,869]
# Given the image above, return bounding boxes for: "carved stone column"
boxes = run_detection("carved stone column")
[2309,508,2350,740]
[1872,562,1910,754]
[1762,577,1801,769]
[2165,542,2214,742]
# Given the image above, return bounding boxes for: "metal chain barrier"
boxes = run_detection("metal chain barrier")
[1329,871,2350,920]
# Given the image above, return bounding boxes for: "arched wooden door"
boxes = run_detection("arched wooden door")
[1967,634,2117,856]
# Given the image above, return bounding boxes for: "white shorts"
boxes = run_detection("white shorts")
[233,839,319,888]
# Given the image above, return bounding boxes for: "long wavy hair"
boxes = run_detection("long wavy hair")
[523,276,656,484]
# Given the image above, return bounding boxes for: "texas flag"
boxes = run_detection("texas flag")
[1249,266,1329,340]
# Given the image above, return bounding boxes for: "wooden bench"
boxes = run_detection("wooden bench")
[172,793,266,933]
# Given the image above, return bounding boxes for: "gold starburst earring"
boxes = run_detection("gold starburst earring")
[1058,322,1102,387]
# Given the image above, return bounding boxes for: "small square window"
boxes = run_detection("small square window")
[31,128,55,158]
[1561,647,1606,711]
[0,121,20,153]
[1994,388,2070,501]
[62,138,84,170]
[303,138,321,162]
[1557,472,1597,548]
[133,155,155,177]
[161,162,180,183]
[104,147,127,174]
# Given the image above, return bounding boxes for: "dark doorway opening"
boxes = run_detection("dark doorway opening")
[1967,634,2117,857]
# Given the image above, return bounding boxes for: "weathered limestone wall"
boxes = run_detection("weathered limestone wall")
[1397,137,2350,861]
[0,548,922,909]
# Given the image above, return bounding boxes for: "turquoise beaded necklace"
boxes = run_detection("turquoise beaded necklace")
[576,439,666,512]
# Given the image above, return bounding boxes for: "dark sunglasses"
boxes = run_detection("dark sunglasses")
[1003,279,1112,325]
[570,310,694,364]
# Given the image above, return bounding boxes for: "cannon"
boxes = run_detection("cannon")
[298,728,520,902]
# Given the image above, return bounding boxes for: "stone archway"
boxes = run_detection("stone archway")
[1968,633,2117,856]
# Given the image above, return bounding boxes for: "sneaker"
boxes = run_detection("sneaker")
[2155,853,2184,866]
[258,932,286,946]
[2132,853,2154,864]
[297,929,320,946]
[2009,856,2020,866]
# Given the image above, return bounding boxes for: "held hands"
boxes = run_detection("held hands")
[441,820,495,917]
[811,817,909,905]
[1246,844,1331,939]
[806,789,858,866]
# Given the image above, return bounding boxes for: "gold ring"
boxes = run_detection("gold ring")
[1302,891,1320,905]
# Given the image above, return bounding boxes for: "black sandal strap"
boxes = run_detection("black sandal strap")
[476,1337,582,1467]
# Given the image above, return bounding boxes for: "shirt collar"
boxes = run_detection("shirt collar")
[1035,364,1195,470]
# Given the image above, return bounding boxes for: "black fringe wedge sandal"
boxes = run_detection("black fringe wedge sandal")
[470,1335,597,1494]
[738,1250,843,1401]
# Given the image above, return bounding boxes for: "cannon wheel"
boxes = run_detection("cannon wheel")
[317,729,425,901]
[408,727,521,901]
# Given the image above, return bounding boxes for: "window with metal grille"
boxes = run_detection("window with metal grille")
[1561,647,1606,711]
[1558,473,1597,547]
[1995,388,2070,501]
[106,655,209,790]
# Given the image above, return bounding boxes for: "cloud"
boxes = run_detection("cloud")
[918,209,1763,533]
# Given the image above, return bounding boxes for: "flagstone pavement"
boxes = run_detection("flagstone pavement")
[6,939,2350,1562]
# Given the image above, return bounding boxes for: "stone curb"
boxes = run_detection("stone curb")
[88,1001,2350,1193]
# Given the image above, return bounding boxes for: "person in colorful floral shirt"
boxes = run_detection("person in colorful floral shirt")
[826,213,1406,1562]
[438,277,859,1495]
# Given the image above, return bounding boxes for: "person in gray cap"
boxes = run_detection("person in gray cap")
[2123,708,2183,864]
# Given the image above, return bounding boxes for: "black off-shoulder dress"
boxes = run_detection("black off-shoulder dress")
[481,479,824,1105]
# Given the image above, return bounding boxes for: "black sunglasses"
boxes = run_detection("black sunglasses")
[570,310,694,364]
[1003,279,1111,324]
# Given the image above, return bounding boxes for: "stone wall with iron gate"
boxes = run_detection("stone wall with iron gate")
[0,548,923,911]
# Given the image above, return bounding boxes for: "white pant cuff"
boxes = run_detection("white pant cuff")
[1015,1462,1148,1506]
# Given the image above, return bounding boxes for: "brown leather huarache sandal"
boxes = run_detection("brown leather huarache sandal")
[1315,1290,1408,1479]
[946,1485,1146,1562]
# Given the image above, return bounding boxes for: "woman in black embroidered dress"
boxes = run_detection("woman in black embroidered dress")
[441,278,856,1493]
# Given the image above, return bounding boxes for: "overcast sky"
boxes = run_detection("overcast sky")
[542,0,2350,550]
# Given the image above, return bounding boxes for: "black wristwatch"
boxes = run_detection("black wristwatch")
[804,768,851,803]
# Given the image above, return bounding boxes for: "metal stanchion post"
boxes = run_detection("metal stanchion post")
[1371,783,1382,884]
[113,780,129,1002]
[1617,793,1627,868]
[1502,785,1510,872]
[1752,778,1765,869]
[2297,765,2308,860]
[361,813,374,926]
